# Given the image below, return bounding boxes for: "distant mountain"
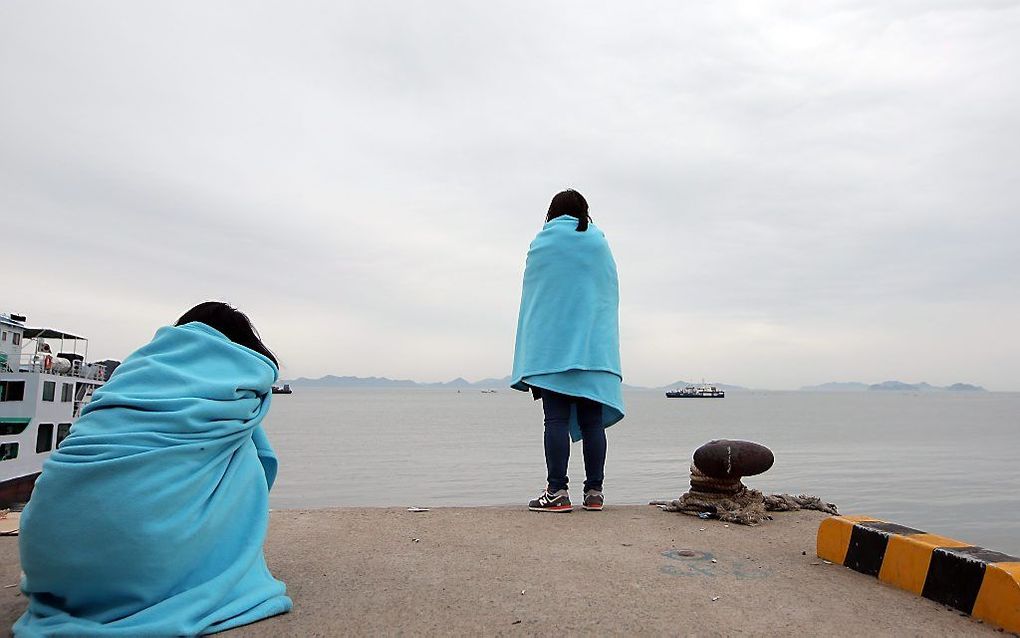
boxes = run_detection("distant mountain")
[656,380,750,392]
[869,380,987,392]
[802,380,987,392]
[660,380,691,389]
[471,376,515,388]
[422,377,472,388]
[283,374,748,392]
[800,382,870,392]
[281,375,988,392]
[284,375,513,389]
[945,383,986,392]
[869,380,919,391]
[286,375,419,388]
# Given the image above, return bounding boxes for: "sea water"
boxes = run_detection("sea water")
[265,388,1020,555]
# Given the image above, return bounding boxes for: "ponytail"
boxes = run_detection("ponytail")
[546,189,591,232]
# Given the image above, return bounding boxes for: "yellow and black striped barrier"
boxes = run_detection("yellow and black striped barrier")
[817,516,1020,633]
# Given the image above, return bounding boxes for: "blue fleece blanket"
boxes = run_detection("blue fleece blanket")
[511,215,625,441]
[15,322,292,637]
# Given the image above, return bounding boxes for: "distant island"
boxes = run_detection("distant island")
[282,376,988,393]
[800,380,987,392]
[283,375,514,389]
[56,359,999,395]
[655,380,749,393]
[283,375,751,391]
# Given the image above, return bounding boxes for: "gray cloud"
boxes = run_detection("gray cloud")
[3,1,1018,389]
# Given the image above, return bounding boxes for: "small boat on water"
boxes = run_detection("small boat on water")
[0,313,108,505]
[271,384,293,395]
[666,384,725,399]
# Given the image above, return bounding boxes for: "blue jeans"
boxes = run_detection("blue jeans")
[542,390,606,493]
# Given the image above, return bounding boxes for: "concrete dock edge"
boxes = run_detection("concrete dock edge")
[817,515,1020,633]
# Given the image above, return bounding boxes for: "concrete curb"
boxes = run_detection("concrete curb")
[817,516,1020,633]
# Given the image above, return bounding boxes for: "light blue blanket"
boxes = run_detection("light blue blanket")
[511,215,625,441]
[16,322,291,637]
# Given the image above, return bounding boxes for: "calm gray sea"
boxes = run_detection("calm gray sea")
[265,388,1020,555]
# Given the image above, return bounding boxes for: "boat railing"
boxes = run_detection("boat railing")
[15,354,107,381]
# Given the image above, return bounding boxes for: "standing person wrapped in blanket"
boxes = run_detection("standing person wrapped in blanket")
[15,302,292,636]
[511,189,625,513]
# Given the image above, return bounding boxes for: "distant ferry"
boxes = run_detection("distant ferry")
[0,313,108,505]
[271,384,293,395]
[666,384,725,399]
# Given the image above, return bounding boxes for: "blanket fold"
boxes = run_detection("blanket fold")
[15,322,292,637]
[511,216,625,441]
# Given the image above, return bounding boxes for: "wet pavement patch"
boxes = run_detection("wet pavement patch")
[660,549,771,579]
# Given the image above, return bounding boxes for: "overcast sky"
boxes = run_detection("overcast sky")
[2,1,1018,389]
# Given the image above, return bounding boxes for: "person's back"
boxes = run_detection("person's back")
[511,190,625,512]
[16,302,291,636]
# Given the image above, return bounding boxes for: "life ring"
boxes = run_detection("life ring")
[43,355,53,371]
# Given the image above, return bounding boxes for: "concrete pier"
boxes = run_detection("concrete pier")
[0,507,1001,635]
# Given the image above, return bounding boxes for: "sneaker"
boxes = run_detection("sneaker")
[528,489,572,512]
[583,489,604,511]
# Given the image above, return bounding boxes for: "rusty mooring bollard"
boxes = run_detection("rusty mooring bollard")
[652,439,836,524]
[687,439,774,496]
[693,439,775,480]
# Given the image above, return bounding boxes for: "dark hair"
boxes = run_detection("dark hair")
[546,189,591,232]
[175,301,279,367]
